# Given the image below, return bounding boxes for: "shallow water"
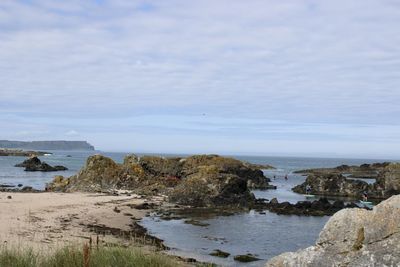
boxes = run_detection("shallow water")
[0,152,394,266]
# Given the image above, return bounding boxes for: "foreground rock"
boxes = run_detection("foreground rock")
[15,156,68,172]
[0,149,48,157]
[293,163,400,199]
[294,162,390,179]
[47,154,274,207]
[266,195,400,267]
[254,198,360,216]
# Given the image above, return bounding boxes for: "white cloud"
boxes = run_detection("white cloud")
[0,0,399,157]
[65,130,79,136]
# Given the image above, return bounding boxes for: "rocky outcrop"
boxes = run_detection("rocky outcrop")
[15,157,68,172]
[294,162,390,179]
[168,167,255,207]
[254,197,361,216]
[180,155,274,189]
[265,195,400,267]
[371,163,400,198]
[293,163,400,199]
[47,154,273,207]
[292,173,369,198]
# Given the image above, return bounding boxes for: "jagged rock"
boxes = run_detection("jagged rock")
[294,162,391,179]
[168,170,255,207]
[47,154,273,207]
[254,198,362,216]
[372,163,400,198]
[15,157,68,172]
[294,163,400,200]
[265,195,400,267]
[292,173,369,198]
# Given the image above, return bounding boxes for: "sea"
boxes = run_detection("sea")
[0,151,395,266]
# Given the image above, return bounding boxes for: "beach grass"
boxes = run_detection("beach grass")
[0,245,181,267]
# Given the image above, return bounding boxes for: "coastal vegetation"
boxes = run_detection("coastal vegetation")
[0,245,181,267]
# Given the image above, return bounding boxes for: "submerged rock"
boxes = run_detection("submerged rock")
[209,249,230,258]
[15,156,68,172]
[234,254,260,262]
[265,195,400,267]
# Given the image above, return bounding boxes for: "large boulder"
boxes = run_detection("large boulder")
[265,195,400,267]
[168,166,255,207]
[181,155,272,189]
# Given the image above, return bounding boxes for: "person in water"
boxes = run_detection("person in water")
[284,174,288,180]
[362,191,368,201]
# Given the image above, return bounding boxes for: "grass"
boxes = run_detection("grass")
[0,245,181,267]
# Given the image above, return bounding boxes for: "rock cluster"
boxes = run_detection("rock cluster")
[293,163,400,199]
[15,157,68,172]
[265,195,400,267]
[47,154,274,207]
[294,162,390,179]
[254,198,360,216]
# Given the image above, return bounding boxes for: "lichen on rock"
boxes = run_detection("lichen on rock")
[265,195,400,267]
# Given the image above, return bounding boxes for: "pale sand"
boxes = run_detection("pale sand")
[0,192,160,251]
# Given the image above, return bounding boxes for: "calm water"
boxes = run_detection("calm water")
[0,152,395,266]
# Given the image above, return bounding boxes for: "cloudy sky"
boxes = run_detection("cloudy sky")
[1,0,400,158]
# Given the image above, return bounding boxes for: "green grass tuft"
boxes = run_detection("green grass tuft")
[0,245,180,267]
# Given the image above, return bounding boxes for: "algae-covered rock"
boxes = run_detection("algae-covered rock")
[292,173,369,198]
[47,153,272,207]
[265,195,400,267]
[234,254,260,262]
[293,163,400,200]
[168,165,255,207]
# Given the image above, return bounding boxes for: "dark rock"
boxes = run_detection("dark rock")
[292,173,369,198]
[294,162,390,179]
[269,198,279,204]
[7,196,12,199]
[184,219,210,227]
[15,157,68,172]
[21,186,33,192]
[17,184,23,187]
[254,198,367,216]
[128,202,157,210]
[209,249,230,258]
[293,163,400,200]
[234,254,260,262]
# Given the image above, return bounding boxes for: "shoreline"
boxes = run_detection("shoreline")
[0,192,164,250]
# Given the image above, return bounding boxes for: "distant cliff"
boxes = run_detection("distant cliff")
[0,140,95,151]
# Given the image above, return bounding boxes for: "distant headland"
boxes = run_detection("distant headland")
[0,140,95,151]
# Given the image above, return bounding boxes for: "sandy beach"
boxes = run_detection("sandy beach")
[0,192,161,250]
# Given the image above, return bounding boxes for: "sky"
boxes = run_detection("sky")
[0,0,400,159]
